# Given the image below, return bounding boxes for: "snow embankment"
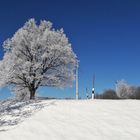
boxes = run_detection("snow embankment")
[0,100,140,140]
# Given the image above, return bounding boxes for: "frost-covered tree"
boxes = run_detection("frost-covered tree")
[0,19,77,99]
[116,80,136,99]
[116,80,128,99]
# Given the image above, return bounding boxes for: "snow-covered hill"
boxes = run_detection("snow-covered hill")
[0,99,140,140]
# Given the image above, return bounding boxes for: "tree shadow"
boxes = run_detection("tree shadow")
[0,99,56,131]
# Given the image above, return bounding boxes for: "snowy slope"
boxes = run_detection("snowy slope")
[0,100,140,140]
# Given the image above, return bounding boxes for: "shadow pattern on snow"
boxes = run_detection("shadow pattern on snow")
[0,99,56,131]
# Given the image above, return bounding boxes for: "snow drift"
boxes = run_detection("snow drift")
[0,99,140,140]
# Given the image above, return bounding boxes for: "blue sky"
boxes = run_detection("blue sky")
[0,0,140,99]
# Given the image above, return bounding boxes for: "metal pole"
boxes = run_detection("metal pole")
[86,87,88,99]
[76,61,79,100]
[92,88,94,99]
[92,75,95,99]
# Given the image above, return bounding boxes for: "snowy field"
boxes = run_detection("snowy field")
[0,99,140,140]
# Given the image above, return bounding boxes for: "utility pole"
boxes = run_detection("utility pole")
[76,61,79,100]
[86,87,88,99]
[92,75,95,99]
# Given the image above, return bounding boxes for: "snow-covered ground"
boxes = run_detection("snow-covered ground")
[0,99,140,140]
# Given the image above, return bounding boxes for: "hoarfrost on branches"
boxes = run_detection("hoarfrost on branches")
[0,18,77,99]
[116,80,137,99]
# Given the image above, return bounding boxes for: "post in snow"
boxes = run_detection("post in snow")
[92,75,95,99]
[86,87,89,99]
[76,61,79,100]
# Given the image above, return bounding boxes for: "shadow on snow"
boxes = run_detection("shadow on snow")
[0,99,56,131]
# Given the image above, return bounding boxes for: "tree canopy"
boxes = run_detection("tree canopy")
[0,19,77,99]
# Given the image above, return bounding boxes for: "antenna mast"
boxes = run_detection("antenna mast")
[86,87,88,99]
[76,61,79,100]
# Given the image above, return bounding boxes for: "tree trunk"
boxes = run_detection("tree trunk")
[29,79,36,100]
[30,88,36,100]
